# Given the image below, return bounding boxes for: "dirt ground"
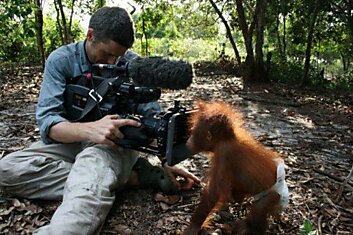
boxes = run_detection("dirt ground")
[0,64,352,235]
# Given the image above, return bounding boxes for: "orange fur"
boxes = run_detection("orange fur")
[183,101,284,235]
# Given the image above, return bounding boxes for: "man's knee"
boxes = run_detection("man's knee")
[69,145,137,192]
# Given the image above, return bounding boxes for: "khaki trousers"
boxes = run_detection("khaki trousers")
[0,141,138,235]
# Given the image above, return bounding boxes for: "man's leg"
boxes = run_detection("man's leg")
[0,141,82,200]
[35,144,138,235]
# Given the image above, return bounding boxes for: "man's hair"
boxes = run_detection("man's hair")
[89,6,135,48]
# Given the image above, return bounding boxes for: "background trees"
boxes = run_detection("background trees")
[0,0,351,90]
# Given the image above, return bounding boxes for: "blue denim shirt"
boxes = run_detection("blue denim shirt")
[36,40,161,144]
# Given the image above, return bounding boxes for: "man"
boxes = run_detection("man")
[0,6,199,234]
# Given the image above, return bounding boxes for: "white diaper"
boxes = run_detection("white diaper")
[273,159,289,209]
[253,159,289,210]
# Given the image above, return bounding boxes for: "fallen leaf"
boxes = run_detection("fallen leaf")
[0,207,14,216]
[154,193,180,205]
[12,198,21,207]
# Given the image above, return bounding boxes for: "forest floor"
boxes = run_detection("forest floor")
[0,64,352,235]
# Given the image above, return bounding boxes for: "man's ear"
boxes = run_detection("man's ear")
[86,28,94,41]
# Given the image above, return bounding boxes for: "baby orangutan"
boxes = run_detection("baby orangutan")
[183,101,288,235]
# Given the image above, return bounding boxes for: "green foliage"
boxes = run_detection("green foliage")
[134,7,165,39]
[0,0,351,92]
[43,17,84,56]
[132,37,222,62]
[133,0,219,40]
[329,70,353,91]
[299,219,319,235]
[0,0,86,63]
[0,0,38,62]
[77,0,106,15]
[265,0,352,87]
[269,58,304,83]
[42,17,62,55]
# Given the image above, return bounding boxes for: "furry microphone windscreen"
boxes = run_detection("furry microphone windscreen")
[128,56,193,90]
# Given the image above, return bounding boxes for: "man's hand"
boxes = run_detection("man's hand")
[49,114,140,145]
[163,163,201,191]
[89,114,140,145]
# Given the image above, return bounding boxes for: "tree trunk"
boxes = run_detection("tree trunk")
[235,0,255,83]
[236,0,268,83]
[275,1,287,62]
[67,0,76,43]
[302,1,320,86]
[236,0,254,62]
[255,0,267,81]
[54,0,64,45]
[275,11,283,59]
[34,0,45,66]
[209,0,242,64]
[340,51,347,71]
[142,8,149,56]
[57,0,70,44]
[283,13,287,59]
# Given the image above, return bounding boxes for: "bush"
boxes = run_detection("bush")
[43,17,85,57]
[132,37,224,62]
[333,70,353,91]
[269,60,304,83]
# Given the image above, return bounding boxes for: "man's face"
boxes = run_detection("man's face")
[86,29,129,64]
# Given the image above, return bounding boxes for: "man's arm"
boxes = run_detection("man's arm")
[49,114,140,146]
[36,52,72,144]
[37,45,141,145]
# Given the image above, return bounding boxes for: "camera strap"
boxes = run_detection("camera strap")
[74,77,116,121]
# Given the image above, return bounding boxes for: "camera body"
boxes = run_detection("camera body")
[118,102,196,165]
[64,61,195,165]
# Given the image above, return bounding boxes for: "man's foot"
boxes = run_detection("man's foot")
[132,158,179,194]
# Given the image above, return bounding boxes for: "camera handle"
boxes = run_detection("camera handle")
[118,125,153,146]
[72,77,116,121]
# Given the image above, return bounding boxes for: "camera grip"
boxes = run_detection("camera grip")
[119,125,153,146]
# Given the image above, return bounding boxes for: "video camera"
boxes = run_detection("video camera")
[64,59,195,165]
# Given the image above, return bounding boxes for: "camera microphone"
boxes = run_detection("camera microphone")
[127,56,193,90]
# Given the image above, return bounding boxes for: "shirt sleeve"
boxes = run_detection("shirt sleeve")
[36,54,70,144]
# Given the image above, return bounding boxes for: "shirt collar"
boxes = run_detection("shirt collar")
[79,39,91,73]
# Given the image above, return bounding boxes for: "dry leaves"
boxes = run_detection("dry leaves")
[1,64,353,234]
[0,197,49,234]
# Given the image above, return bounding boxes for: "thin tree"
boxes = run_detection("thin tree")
[234,0,268,83]
[34,0,45,66]
[54,0,76,45]
[255,0,267,81]
[302,0,320,86]
[209,0,241,64]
